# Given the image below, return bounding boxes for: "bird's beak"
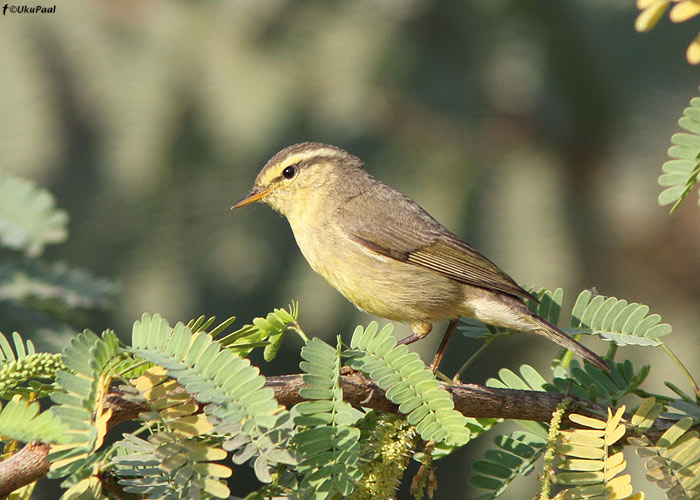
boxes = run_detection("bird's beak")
[231,187,271,210]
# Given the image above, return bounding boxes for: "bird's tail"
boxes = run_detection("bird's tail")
[530,315,608,371]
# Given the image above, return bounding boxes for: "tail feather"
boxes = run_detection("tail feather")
[464,290,608,371]
[531,315,608,371]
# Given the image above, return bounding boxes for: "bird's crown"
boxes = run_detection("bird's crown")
[254,142,359,188]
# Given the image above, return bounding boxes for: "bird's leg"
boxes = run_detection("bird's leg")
[397,321,433,346]
[396,334,421,346]
[429,319,458,374]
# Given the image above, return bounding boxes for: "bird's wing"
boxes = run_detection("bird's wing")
[339,195,536,301]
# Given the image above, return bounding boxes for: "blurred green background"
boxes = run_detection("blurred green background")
[2,1,699,498]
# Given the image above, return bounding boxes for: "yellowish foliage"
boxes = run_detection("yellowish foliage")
[635,0,700,64]
[670,0,700,21]
[119,365,232,498]
[552,406,645,500]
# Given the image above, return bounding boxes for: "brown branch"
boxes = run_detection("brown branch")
[0,372,684,496]
[0,442,51,495]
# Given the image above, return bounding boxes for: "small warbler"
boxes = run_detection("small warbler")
[233,142,606,371]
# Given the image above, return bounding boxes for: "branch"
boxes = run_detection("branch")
[0,442,51,495]
[269,371,681,441]
[0,372,685,496]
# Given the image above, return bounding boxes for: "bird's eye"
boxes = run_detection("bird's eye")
[282,164,298,179]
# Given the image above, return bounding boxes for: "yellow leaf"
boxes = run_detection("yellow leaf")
[143,379,180,402]
[49,451,89,471]
[557,444,606,459]
[605,423,626,446]
[160,403,199,419]
[635,0,670,31]
[557,471,605,485]
[631,398,661,433]
[687,35,700,64]
[678,459,700,484]
[94,407,113,450]
[60,477,92,500]
[152,392,189,410]
[658,417,693,448]
[606,473,632,487]
[562,431,605,448]
[184,443,228,461]
[607,451,625,468]
[204,478,231,499]
[605,473,633,499]
[670,0,700,21]
[626,493,645,500]
[607,485,634,499]
[605,461,626,480]
[558,458,604,471]
[571,429,607,438]
[606,406,625,432]
[569,413,606,429]
[169,414,213,436]
[195,462,233,478]
[561,484,605,498]
[134,366,168,391]
[662,430,698,461]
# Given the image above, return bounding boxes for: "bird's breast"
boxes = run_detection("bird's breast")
[286,216,463,323]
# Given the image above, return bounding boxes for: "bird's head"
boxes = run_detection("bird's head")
[232,142,363,216]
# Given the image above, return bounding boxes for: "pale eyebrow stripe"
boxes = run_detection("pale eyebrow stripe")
[281,148,345,167]
[259,147,348,185]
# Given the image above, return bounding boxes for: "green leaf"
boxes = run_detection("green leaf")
[569,290,670,345]
[113,433,231,499]
[547,360,648,406]
[0,399,69,443]
[487,365,548,392]
[293,336,361,498]
[131,314,279,435]
[0,173,68,256]
[0,330,35,363]
[219,304,298,359]
[346,322,470,446]
[663,159,695,174]
[469,431,546,498]
[680,113,700,134]
[659,184,689,206]
[658,91,700,212]
[47,329,120,478]
[657,417,694,449]
[668,399,700,419]
[0,258,114,310]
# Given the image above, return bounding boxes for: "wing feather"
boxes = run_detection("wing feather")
[340,192,535,301]
[408,236,535,300]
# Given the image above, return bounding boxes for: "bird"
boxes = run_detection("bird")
[232,142,607,371]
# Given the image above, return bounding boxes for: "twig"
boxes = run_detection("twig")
[0,373,690,497]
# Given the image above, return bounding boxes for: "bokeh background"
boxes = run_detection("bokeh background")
[2,1,699,498]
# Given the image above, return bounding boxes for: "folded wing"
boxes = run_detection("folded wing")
[339,194,535,301]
